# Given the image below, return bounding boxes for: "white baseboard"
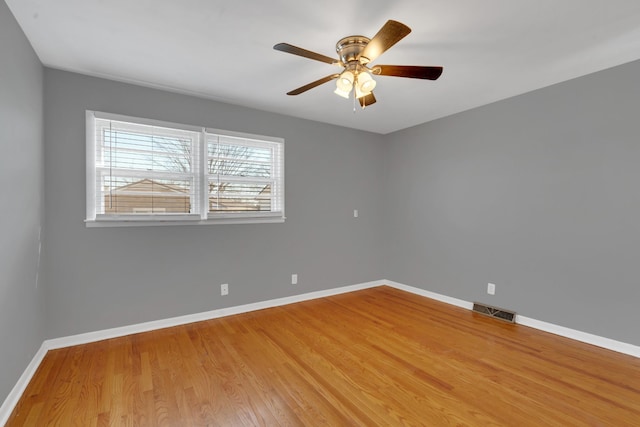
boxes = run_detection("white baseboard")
[2,278,639,424]
[384,280,474,310]
[383,280,640,358]
[516,315,640,358]
[45,280,386,350]
[0,343,48,426]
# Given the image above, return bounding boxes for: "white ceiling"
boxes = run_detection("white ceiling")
[6,0,640,134]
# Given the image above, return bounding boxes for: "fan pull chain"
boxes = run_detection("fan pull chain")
[352,89,357,113]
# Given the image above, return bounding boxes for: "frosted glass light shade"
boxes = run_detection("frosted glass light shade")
[336,71,355,92]
[334,87,351,98]
[356,72,376,94]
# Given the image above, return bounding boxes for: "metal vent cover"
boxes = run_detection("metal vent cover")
[472,302,516,323]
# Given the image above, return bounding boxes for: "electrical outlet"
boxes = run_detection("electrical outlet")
[487,283,496,295]
[221,283,229,296]
[353,209,359,218]
[291,274,298,285]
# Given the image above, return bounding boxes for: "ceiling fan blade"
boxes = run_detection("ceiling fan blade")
[287,74,340,95]
[358,92,377,108]
[373,65,443,80]
[274,43,338,65]
[359,20,411,64]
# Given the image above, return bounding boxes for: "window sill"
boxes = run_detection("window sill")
[85,216,285,228]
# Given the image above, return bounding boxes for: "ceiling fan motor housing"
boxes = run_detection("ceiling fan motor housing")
[336,36,371,65]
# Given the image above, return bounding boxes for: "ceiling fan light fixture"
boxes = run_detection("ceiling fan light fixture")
[336,70,355,92]
[356,71,376,95]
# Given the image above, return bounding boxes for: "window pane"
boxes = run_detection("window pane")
[102,129,193,174]
[208,181,272,212]
[102,176,193,214]
[207,138,273,178]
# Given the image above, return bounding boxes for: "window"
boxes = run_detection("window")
[86,111,284,226]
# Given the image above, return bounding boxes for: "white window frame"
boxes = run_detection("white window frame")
[86,111,285,227]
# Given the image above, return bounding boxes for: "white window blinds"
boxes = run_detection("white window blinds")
[206,133,283,215]
[86,111,284,226]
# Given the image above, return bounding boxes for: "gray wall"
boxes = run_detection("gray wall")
[42,69,386,339]
[0,2,45,404]
[41,61,640,346]
[385,59,640,345]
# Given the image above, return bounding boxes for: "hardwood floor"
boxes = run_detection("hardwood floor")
[7,286,640,426]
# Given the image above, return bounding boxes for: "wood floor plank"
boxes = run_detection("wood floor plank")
[7,286,640,426]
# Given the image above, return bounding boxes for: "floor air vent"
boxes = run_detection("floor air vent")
[472,303,516,323]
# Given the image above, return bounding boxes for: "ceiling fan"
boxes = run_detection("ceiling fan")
[274,20,443,108]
